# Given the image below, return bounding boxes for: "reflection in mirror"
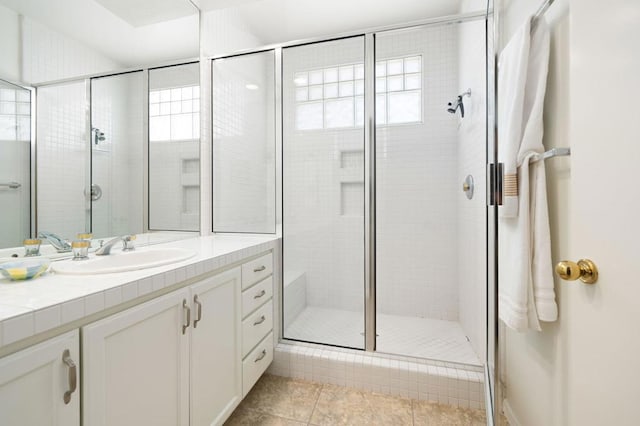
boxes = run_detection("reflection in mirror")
[0,80,32,248]
[149,63,200,231]
[36,81,89,239]
[91,72,145,237]
[212,52,276,233]
[0,0,200,251]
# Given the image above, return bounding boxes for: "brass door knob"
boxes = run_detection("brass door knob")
[555,259,598,284]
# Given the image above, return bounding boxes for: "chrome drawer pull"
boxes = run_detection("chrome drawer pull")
[193,295,202,328]
[253,265,266,272]
[254,290,266,299]
[62,349,77,404]
[182,299,191,334]
[254,349,267,363]
[253,315,266,326]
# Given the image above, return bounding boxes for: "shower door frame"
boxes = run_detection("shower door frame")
[268,10,492,352]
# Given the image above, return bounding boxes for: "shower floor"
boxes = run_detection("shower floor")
[284,306,480,365]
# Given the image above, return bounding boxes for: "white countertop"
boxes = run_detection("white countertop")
[0,234,279,350]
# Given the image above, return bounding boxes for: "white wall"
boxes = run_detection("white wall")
[498,0,571,425]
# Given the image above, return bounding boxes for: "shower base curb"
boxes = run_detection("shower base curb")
[267,341,485,410]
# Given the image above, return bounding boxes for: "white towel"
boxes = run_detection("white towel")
[498,17,558,332]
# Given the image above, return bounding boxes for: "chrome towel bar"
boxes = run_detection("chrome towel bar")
[0,181,21,189]
[530,147,570,163]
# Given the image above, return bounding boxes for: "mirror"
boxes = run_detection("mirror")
[0,0,200,250]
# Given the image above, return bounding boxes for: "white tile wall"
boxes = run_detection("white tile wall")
[91,72,144,239]
[456,19,488,362]
[36,81,89,240]
[375,24,460,321]
[212,51,276,233]
[21,17,120,85]
[282,37,365,318]
[268,342,485,409]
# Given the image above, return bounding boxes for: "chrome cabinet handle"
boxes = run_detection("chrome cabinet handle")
[253,290,266,299]
[193,295,202,328]
[253,315,266,326]
[254,349,267,363]
[62,349,77,404]
[182,299,191,334]
[253,265,266,272]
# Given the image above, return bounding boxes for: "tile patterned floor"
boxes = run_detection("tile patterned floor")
[284,307,480,365]
[225,374,486,426]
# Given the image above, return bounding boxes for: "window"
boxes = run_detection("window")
[294,55,422,130]
[149,85,200,141]
[0,88,30,141]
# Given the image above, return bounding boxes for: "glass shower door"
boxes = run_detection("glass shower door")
[90,72,144,238]
[282,36,366,349]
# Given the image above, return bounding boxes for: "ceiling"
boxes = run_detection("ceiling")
[93,0,197,27]
[208,0,464,45]
[0,0,199,67]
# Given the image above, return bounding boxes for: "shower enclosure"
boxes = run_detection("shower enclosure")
[280,16,490,366]
[208,10,492,372]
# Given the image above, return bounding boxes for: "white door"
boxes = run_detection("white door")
[567,0,640,424]
[0,330,80,426]
[190,267,242,426]
[82,289,190,426]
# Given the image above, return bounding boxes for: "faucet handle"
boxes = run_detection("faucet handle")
[123,235,136,251]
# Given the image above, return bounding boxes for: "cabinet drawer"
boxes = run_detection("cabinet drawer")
[242,300,273,358]
[241,253,273,290]
[242,332,273,397]
[242,276,273,319]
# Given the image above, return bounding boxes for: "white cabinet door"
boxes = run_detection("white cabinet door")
[83,289,190,426]
[190,267,242,426]
[0,330,80,426]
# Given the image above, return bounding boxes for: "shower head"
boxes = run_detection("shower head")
[446,89,472,118]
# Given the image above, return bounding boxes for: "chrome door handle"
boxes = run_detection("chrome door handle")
[253,265,266,272]
[253,315,266,326]
[193,295,202,328]
[62,349,77,404]
[182,299,191,334]
[254,349,267,363]
[253,290,266,299]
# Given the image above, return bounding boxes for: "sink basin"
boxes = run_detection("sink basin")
[51,248,196,275]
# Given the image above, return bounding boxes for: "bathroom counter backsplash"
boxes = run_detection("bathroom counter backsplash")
[0,234,279,350]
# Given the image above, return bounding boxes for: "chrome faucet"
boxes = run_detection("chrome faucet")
[37,231,72,253]
[95,235,136,256]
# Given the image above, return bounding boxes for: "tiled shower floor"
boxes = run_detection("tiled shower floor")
[284,306,480,365]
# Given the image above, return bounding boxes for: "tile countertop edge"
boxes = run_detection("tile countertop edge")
[0,235,280,351]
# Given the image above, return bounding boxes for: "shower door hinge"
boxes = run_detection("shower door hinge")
[487,163,504,206]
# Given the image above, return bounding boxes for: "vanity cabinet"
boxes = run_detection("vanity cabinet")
[0,330,80,426]
[240,252,274,396]
[82,267,242,426]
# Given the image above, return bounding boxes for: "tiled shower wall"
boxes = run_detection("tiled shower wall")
[456,19,488,361]
[91,73,144,238]
[282,38,365,314]
[375,25,460,320]
[21,17,120,85]
[36,81,88,239]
